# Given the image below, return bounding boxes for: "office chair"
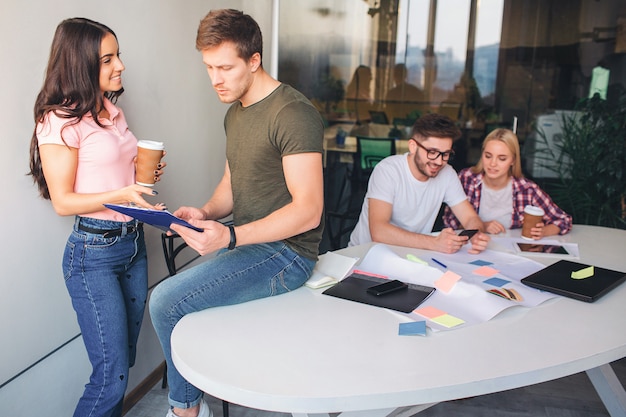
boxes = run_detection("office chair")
[160,227,233,417]
[325,136,396,250]
[353,136,397,189]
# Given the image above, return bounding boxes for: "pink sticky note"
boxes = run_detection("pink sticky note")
[414,305,447,319]
[434,271,462,293]
[473,265,499,277]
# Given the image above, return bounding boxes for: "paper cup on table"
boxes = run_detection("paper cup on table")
[521,205,545,240]
[136,140,164,186]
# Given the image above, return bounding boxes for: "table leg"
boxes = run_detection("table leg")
[586,363,626,417]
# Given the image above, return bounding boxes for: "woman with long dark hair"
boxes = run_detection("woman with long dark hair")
[29,17,164,417]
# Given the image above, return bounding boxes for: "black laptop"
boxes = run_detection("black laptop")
[521,260,626,302]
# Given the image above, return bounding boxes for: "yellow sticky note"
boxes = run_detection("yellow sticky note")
[431,314,465,328]
[406,254,428,265]
[571,266,594,280]
[434,271,462,293]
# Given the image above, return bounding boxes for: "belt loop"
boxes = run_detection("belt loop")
[74,216,82,230]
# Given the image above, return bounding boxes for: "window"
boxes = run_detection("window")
[278,0,626,174]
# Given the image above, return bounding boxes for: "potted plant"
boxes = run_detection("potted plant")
[537,92,626,229]
[311,74,345,116]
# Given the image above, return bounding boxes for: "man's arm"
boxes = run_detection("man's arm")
[236,152,323,243]
[368,198,470,253]
[449,200,490,253]
[172,153,323,255]
[449,200,484,231]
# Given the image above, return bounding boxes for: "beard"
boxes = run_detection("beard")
[414,153,444,178]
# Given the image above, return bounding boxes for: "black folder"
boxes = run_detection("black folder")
[323,273,435,313]
[521,260,626,302]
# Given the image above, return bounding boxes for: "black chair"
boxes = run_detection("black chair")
[160,230,232,417]
[325,136,396,250]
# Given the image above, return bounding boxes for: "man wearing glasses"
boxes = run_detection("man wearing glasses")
[349,113,489,254]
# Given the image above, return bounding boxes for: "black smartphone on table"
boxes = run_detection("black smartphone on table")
[366,279,408,296]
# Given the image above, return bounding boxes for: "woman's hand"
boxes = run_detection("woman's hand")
[484,220,506,235]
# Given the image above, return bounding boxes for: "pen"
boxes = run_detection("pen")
[431,258,447,268]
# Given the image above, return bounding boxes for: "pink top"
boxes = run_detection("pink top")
[37,99,137,222]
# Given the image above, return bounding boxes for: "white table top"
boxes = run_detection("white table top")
[171,225,626,415]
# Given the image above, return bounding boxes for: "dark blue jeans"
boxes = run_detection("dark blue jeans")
[149,241,315,410]
[63,217,148,417]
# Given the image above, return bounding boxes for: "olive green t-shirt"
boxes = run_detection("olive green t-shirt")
[224,84,324,260]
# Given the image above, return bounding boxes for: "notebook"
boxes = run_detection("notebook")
[521,260,626,302]
[322,272,435,313]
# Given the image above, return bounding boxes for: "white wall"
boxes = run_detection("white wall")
[0,0,273,415]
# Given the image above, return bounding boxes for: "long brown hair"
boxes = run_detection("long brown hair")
[29,17,123,199]
[471,128,523,178]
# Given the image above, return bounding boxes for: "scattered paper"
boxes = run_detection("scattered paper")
[434,271,462,294]
[399,321,427,336]
[414,305,446,319]
[483,277,510,287]
[431,314,465,328]
[406,254,428,265]
[473,265,500,277]
[306,251,357,289]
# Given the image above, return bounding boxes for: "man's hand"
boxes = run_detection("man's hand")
[170,220,230,256]
[468,231,490,254]
[173,206,207,221]
[432,228,469,254]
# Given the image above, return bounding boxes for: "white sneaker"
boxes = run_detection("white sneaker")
[165,399,212,417]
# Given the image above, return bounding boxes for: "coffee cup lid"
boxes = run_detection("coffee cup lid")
[137,140,164,150]
[524,205,544,216]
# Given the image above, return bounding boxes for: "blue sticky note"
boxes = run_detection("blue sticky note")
[484,277,510,287]
[399,321,427,336]
[470,259,493,266]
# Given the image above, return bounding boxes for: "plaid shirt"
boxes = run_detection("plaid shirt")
[443,169,572,234]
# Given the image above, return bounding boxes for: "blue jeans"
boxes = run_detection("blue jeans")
[149,241,315,409]
[64,217,148,417]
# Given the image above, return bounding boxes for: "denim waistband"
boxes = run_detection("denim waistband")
[74,216,140,237]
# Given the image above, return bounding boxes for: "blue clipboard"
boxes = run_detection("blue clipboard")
[104,204,203,232]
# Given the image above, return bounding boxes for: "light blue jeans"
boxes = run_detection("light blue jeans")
[64,216,148,417]
[149,241,315,410]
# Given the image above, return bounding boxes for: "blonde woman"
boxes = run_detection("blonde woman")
[443,128,572,238]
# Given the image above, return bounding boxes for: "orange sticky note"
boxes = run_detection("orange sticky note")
[434,271,462,293]
[414,305,446,319]
[473,265,499,277]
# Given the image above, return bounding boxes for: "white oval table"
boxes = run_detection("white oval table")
[171,225,626,416]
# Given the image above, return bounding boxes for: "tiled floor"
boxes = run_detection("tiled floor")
[126,357,626,417]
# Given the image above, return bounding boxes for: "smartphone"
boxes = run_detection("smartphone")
[458,229,478,239]
[366,279,408,296]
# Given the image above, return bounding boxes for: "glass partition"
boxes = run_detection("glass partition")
[278,0,626,174]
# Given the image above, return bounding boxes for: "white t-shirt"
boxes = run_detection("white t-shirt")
[349,154,468,246]
[478,180,513,228]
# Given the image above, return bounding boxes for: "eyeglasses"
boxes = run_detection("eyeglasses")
[412,139,455,162]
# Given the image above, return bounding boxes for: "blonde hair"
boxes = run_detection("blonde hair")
[471,128,523,178]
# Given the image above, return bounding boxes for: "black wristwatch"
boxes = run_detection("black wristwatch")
[228,224,236,250]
